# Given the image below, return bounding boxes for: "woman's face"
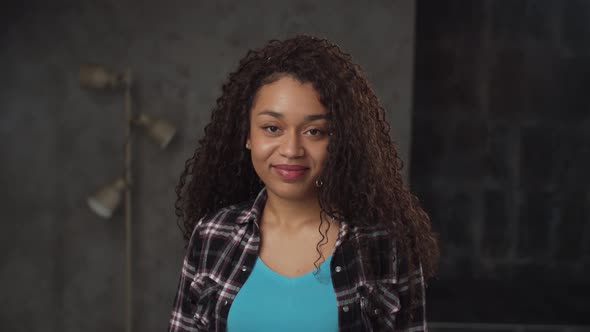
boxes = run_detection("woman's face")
[247,75,330,201]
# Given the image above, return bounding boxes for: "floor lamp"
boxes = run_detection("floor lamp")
[80,64,177,332]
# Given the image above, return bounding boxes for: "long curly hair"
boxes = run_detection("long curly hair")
[175,35,439,322]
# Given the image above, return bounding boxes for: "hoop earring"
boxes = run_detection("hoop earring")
[315,179,323,187]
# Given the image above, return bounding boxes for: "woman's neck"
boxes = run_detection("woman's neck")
[262,190,323,231]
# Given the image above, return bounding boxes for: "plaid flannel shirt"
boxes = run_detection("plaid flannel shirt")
[169,187,426,331]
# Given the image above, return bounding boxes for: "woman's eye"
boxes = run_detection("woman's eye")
[263,126,279,133]
[307,128,324,136]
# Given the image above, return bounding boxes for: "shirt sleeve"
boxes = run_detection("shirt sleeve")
[395,261,427,332]
[168,220,204,332]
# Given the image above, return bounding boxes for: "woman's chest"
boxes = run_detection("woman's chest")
[190,224,400,331]
[257,220,339,277]
[226,254,338,331]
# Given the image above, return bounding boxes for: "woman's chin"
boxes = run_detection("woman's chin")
[265,182,316,201]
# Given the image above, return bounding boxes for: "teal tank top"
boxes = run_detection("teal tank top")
[227,254,338,331]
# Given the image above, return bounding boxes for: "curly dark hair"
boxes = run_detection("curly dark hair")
[174,35,439,322]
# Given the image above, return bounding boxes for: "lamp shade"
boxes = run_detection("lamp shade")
[80,64,125,89]
[87,177,127,219]
[135,113,177,148]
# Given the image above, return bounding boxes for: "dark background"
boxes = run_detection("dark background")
[1,0,589,331]
[411,0,590,328]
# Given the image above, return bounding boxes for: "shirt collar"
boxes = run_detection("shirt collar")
[237,186,268,225]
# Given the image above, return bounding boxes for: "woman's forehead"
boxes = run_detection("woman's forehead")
[251,76,327,117]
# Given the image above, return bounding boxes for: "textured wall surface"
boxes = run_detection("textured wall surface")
[0,1,416,331]
[412,0,590,327]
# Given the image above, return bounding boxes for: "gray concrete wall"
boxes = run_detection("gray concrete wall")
[0,1,416,331]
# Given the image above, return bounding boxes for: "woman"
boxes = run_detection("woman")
[169,35,439,332]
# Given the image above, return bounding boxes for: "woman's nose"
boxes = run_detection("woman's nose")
[279,132,304,158]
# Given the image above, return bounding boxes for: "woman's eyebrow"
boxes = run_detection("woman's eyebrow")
[305,114,328,122]
[257,110,283,118]
[257,110,328,122]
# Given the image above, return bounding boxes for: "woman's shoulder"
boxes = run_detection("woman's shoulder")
[347,223,397,254]
[349,223,391,239]
[194,199,256,233]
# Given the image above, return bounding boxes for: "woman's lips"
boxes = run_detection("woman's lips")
[272,165,309,180]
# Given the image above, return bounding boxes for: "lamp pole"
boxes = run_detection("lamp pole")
[123,67,133,332]
[82,64,176,332]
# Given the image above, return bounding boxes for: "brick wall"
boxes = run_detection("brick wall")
[411,0,590,326]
